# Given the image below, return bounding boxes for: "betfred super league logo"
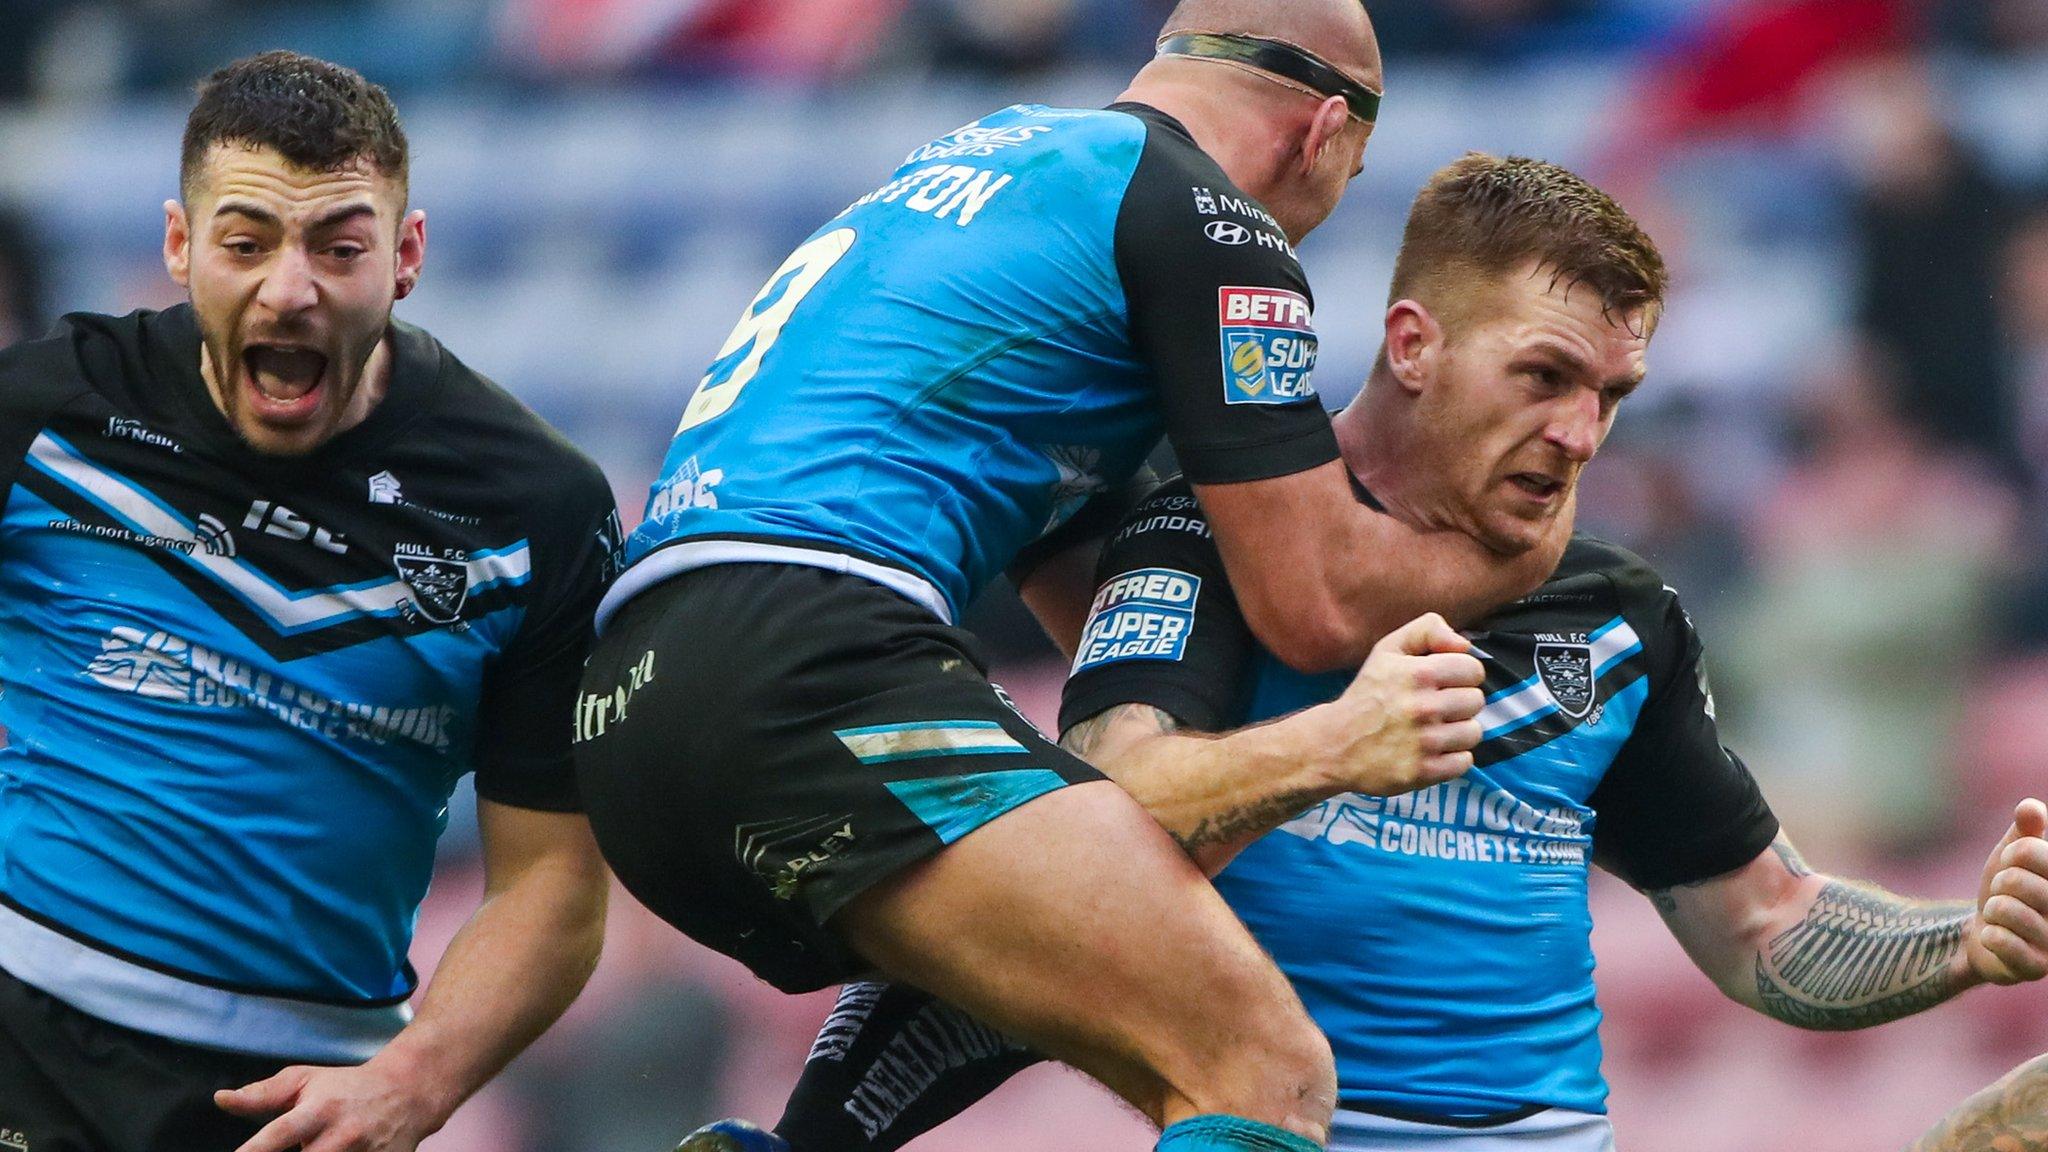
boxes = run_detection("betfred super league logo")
[394,543,469,624]
[1535,643,1595,719]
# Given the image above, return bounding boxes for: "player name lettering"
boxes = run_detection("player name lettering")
[844,163,1014,228]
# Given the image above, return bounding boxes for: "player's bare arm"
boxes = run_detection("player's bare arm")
[1634,800,2048,1031]
[1909,1053,2048,1152]
[1060,612,1485,873]
[1197,463,1569,672]
[219,802,609,1152]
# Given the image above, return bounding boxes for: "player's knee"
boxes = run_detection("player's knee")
[1160,987,1335,1141]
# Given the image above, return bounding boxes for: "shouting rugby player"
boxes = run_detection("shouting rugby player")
[0,53,616,1152]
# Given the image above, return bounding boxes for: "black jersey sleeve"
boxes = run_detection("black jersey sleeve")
[0,319,98,508]
[1057,476,1259,735]
[471,459,622,813]
[1589,549,1780,890]
[1112,105,1340,486]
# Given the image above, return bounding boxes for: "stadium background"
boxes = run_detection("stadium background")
[3,0,2047,1147]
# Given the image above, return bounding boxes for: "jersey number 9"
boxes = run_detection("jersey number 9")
[677,228,858,433]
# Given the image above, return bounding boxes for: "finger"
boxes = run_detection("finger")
[1380,613,1465,658]
[1429,686,1486,723]
[2017,798,2048,841]
[2004,834,2048,877]
[1980,923,2048,983]
[1982,893,2048,955]
[1415,652,1486,690]
[216,1067,309,1118]
[1422,718,1484,755]
[232,1108,317,1152]
[1990,865,2048,918]
[1419,749,1474,783]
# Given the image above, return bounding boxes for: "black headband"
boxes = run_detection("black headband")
[1156,32,1381,124]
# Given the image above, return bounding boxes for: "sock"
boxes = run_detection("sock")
[775,981,1043,1152]
[1156,1114,1323,1152]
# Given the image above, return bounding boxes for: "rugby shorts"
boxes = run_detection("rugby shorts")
[0,964,281,1152]
[573,562,1104,993]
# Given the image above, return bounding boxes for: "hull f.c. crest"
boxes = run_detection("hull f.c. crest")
[1535,643,1596,720]
[394,548,469,624]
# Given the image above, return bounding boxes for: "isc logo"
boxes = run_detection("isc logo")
[244,500,349,554]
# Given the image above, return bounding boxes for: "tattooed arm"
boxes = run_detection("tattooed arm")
[1908,1053,2048,1152]
[1059,614,1486,874]
[1644,803,2048,1030]
[1059,702,1325,875]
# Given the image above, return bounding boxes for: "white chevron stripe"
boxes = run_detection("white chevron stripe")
[1478,618,1643,738]
[29,433,529,634]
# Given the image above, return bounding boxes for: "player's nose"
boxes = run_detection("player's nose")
[1545,391,1603,463]
[255,245,319,316]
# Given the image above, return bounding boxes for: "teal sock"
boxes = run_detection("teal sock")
[1155,1114,1321,1152]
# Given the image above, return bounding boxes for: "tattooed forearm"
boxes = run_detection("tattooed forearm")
[1907,1054,2048,1152]
[1057,703,1180,758]
[1172,784,1331,858]
[1754,881,1970,1031]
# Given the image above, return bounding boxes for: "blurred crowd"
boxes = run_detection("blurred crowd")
[4,1,2048,1149]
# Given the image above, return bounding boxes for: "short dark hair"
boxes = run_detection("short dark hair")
[180,51,407,202]
[1390,153,1666,337]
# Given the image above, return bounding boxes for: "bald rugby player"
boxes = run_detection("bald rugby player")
[573,3,1562,1151]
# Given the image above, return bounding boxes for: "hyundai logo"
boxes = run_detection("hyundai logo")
[1205,220,1251,245]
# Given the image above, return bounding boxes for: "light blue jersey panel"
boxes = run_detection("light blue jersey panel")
[0,482,518,1000]
[621,105,1164,619]
[1213,656,1653,1117]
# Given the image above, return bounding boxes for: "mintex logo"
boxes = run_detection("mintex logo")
[1217,286,1318,405]
[1072,567,1201,674]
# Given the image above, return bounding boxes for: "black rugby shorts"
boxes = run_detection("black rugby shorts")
[573,562,1104,993]
[0,965,281,1152]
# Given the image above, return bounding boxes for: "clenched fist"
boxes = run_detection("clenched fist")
[1302,612,1486,797]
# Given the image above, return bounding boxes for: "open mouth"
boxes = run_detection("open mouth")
[241,344,329,421]
[1508,472,1565,501]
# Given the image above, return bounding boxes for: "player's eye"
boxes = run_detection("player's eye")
[326,245,366,262]
[223,240,262,257]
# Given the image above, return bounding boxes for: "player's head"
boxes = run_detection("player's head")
[162,50,424,456]
[1136,0,1382,241]
[1361,154,1666,555]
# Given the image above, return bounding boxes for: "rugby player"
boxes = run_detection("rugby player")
[1911,1054,2048,1152]
[746,154,2048,1152]
[576,2,1565,1150]
[0,53,616,1152]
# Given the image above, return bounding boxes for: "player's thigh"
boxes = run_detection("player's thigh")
[574,562,1109,992]
[834,778,1328,1114]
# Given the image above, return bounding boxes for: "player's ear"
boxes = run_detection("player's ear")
[164,199,191,288]
[1383,299,1442,395]
[1301,95,1349,176]
[394,209,426,300]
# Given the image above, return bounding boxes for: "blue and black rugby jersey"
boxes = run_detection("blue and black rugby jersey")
[1060,478,1779,1121]
[0,305,618,1060]
[601,102,1340,629]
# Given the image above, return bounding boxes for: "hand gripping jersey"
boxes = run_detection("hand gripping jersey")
[0,307,618,1061]
[1061,480,1780,1121]
[600,102,1340,629]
